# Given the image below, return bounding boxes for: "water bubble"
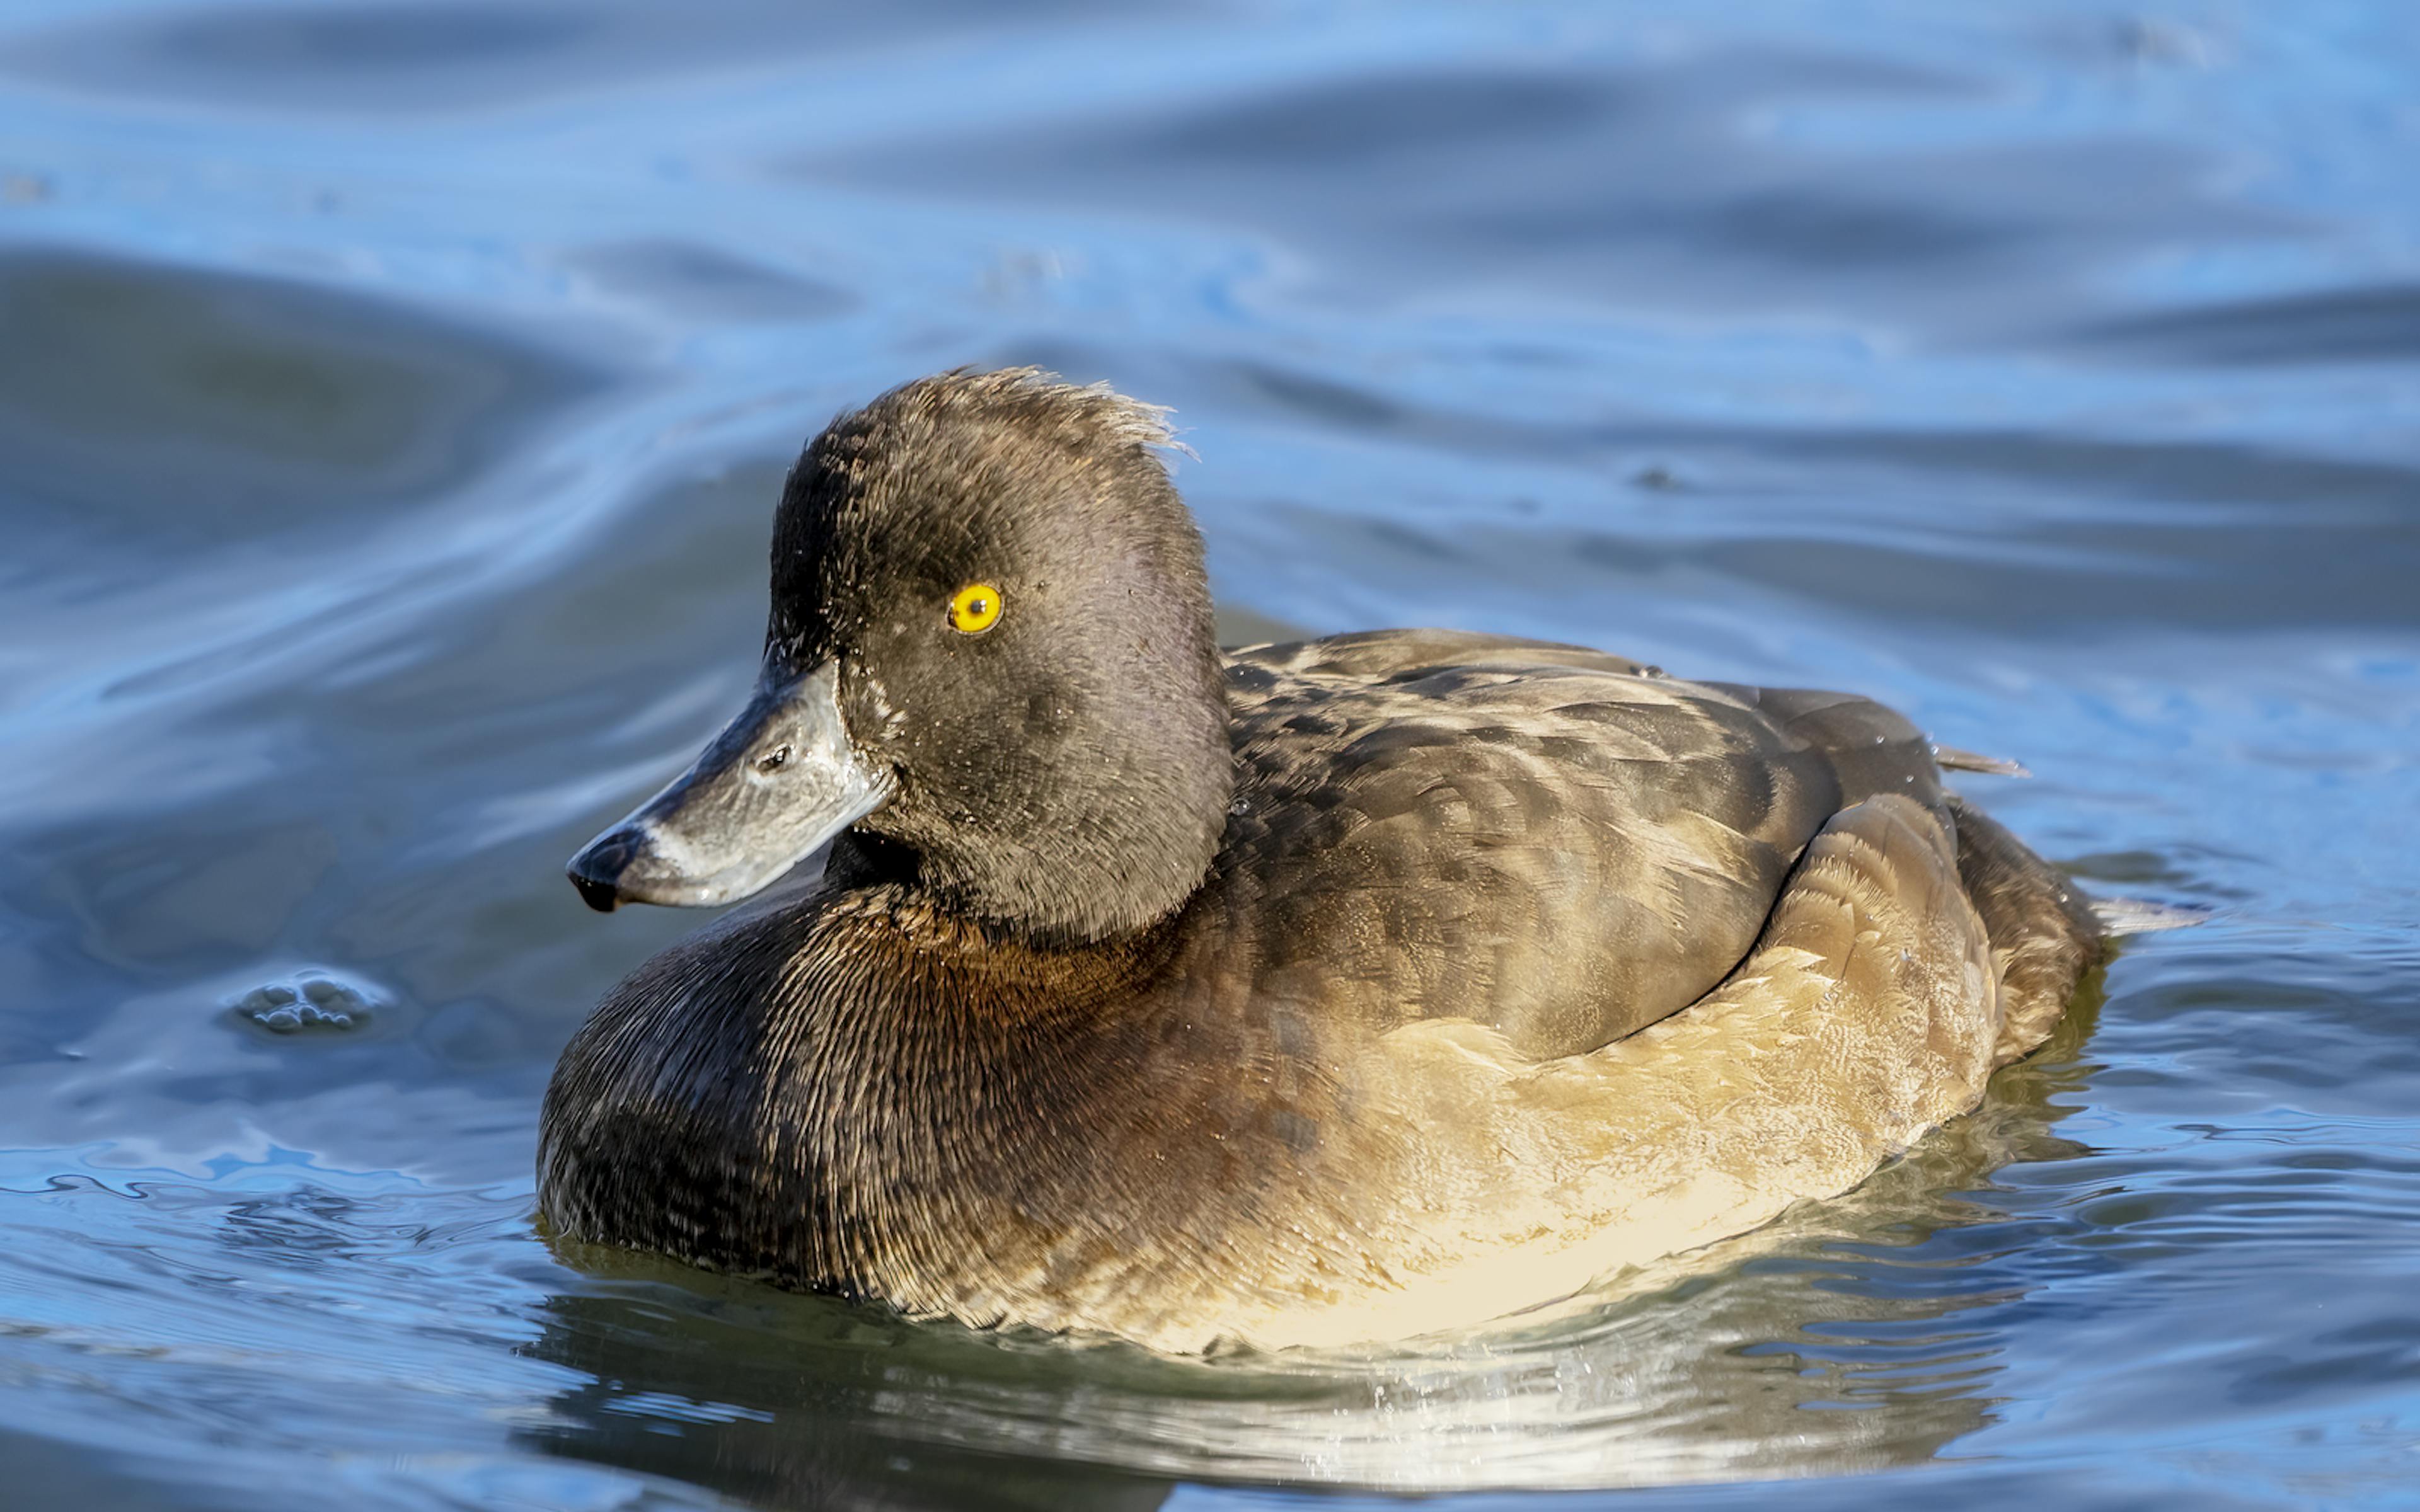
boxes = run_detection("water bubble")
[229,972,377,1034]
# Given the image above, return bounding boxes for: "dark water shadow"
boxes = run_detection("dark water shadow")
[0,0,1172,114]
[0,246,599,563]
[0,1428,264,1512]
[566,240,860,324]
[2062,282,2420,367]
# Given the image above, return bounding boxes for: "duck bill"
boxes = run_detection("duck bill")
[566,662,890,912]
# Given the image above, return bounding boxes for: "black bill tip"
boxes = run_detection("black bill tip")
[567,830,639,913]
[569,871,623,913]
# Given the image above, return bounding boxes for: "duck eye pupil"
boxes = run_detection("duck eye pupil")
[756,745,790,774]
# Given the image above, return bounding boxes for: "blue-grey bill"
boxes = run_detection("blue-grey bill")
[566,662,890,911]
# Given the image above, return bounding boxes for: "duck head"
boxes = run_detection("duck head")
[567,369,1233,941]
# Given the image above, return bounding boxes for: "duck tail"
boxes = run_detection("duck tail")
[2090,895,2209,936]
[1931,743,2031,777]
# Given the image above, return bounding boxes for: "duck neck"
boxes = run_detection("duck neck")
[849,653,1235,946]
[779,885,1189,1183]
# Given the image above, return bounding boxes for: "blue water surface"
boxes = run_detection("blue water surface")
[1,2,2416,1508]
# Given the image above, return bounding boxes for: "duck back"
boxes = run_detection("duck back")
[1216,631,1952,1057]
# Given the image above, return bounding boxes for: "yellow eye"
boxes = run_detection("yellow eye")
[948,581,1003,635]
